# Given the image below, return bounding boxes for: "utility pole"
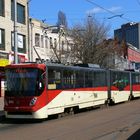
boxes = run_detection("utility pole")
[27,0,30,61]
[14,0,18,64]
[30,19,34,61]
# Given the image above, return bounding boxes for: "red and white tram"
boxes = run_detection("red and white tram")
[4,63,140,119]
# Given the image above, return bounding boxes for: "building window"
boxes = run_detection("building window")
[11,0,25,24]
[62,40,64,53]
[11,32,26,53]
[41,35,44,48]
[45,36,48,48]
[54,38,57,49]
[35,33,40,46]
[0,0,4,17]
[17,3,25,24]
[50,37,53,48]
[0,28,5,50]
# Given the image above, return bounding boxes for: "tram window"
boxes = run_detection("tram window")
[37,70,45,94]
[93,71,106,87]
[132,73,140,84]
[111,71,129,90]
[63,70,75,89]
[48,69,62,89]
[85,71,93,87]
[112,72,118,86]
[75,71,84,88]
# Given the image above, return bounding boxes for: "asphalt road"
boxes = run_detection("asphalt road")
[0,99,140,140]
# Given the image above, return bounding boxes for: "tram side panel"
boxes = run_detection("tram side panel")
[46,88,108,116]
[45,68,108,116]
[110,70,131,103]
[132,72,140,98]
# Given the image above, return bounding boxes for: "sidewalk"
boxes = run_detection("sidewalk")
[0,97,4,116]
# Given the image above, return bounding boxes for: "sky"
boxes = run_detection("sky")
[29,0,140,37]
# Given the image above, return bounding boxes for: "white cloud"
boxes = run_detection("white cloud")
[108,6,122,12]
[86,7,103,14]
[86,6,122,14]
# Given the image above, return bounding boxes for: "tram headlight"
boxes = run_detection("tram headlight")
[29,97,37,106]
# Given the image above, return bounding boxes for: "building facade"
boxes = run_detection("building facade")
[114,43,140,71]
[127,45,140,70]
[0,0,28,66]
[114,22,140,50]
[29,18,73,64]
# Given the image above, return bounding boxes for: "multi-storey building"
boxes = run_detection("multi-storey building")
[114,22,140,50]
[0,0,28,66]
[0,0,28,96]
[29,18,73,64]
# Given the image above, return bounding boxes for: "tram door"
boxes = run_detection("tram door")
[0,77,5,97]
[0,69,6,97]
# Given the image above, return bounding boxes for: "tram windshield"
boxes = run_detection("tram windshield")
[5,68,43,96]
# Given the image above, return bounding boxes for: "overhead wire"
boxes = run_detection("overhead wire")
[137,0,140,5]
[85,0,132,22]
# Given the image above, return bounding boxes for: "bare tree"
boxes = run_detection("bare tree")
[95,39,123,68]
[70,16,122,68]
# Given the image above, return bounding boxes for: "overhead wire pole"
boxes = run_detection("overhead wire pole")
[27,0,32,61]
[27,0,31,61]
[14,0,18,64]
[30,19,34,61]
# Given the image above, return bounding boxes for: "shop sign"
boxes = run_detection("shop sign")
[18,35,23,49]
[0,59,9,66]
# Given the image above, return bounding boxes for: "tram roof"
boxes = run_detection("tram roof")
[5,62,105,71]
[45,63,105,71]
